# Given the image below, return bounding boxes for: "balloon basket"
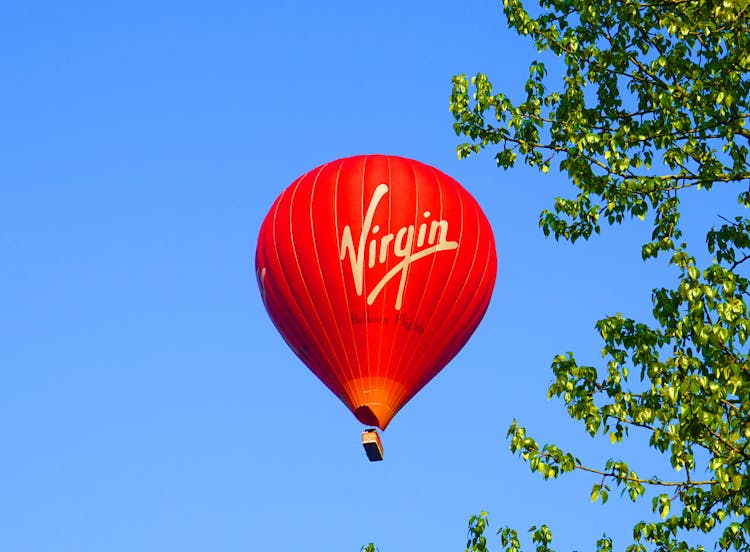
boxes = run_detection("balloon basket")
[362,429,384,462]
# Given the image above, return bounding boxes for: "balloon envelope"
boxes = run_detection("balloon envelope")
[256,155,497,430]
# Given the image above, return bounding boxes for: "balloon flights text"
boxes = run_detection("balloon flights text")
[256,155,497,460]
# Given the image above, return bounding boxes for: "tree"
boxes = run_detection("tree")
[450,0,750,550]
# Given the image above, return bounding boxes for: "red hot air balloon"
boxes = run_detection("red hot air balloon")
[256,155,497,459]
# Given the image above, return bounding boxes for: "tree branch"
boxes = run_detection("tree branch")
[575,464,715,487]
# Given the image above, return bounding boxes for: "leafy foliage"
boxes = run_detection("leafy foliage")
[450,0,750,550]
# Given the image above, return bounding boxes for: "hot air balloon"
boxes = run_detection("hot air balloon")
[256,155,497,460]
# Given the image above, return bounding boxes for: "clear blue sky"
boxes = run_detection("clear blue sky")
[0,1,735,551]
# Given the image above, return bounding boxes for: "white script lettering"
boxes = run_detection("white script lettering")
[339,183,458,310]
